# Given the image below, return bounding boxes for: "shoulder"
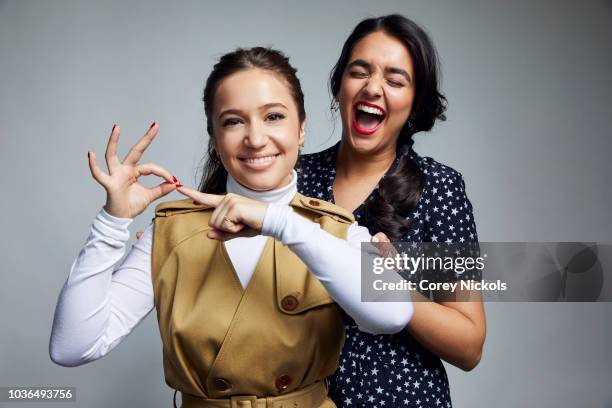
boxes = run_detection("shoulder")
[297,143,338,173]
[154,198,213,218]
[415,154,475,213]
[411,153,479,241]
[153,199,213,241]
[410,152,470,195]
[296,143,339,196]
[151,199,217,263]
[290,193,355,224]
[411,151,465,183]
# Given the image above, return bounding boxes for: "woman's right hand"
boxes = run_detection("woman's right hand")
[87,122,179,219]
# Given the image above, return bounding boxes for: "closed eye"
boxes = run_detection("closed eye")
[386,78,404,88]
[349,71,369,79]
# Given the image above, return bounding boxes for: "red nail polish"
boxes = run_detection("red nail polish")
[87,151,90,158]
[172,175,177,183]
[112,124,116,132]
[176,183,183,188]
[150,121,156,129]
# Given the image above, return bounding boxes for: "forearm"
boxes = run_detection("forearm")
[49,209,154,366]
[407,290,486,371]
[262,203,413,334]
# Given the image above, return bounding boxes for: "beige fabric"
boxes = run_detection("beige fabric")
[180,380,331,408]
[151,193,354,405]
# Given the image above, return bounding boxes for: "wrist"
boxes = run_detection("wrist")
[103,202,132,219]
[101,206,134,223]
[261,203,290,239]
[96,207,133,240]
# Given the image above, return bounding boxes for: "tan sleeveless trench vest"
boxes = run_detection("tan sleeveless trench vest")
[151,193,354,405]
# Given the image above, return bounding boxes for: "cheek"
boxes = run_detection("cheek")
[276,129,301,154]
[337,92,353,124]
[214,132,239,162]
[270,124,300,165]
[389,91,415,120]
[338,79,359,105]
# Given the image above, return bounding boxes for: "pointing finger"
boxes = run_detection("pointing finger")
[176,185,224,208]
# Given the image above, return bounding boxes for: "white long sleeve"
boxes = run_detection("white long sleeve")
[262,203,413,335]
[49,209,155,366]
[49,173,297,367]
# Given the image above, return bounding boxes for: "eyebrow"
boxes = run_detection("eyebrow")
[347,59,371,71]
[218,102,289,119]
[387,67,411,83]
[347,59,412,83]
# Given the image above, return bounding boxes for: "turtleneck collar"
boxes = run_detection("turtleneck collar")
[226,170,297,205]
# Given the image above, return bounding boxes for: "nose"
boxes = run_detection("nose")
[362,74,383,99]
[244,120,269,150]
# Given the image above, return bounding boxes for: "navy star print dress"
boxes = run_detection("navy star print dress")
[297,142,479,408]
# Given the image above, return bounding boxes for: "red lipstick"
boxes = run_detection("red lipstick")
[352,101,386,136]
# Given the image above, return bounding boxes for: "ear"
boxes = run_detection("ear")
[298,119,306,147]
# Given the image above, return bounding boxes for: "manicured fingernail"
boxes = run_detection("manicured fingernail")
[112,124,116,132]
[87,151,90,158]
[176,183,183,188]
[150,121,156,129]
[172,175,177,183]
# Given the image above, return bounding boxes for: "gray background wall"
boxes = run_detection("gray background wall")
[1,0,611,407]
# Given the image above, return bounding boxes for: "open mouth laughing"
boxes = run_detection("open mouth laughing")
[352,101,386,136]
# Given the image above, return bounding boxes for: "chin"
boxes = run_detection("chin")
[235,173,284,192]
[347,131,383,152]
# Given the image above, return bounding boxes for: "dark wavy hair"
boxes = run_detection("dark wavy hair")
[198,47,306,194]
[330,14,447,240]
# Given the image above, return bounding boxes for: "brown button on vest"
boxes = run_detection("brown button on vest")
[151,193,354,402]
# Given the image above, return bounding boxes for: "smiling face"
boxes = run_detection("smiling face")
[212,68,305,191]
[337,30,415,155]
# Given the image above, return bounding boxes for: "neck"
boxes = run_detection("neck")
[335,139,397,180]
[226,170,297,205]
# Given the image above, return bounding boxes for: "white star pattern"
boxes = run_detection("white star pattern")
[297,142,479,407]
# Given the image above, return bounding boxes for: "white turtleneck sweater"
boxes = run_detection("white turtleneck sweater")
[49,171,412,367]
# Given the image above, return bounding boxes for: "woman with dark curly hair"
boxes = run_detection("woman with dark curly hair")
[298,14,486,407]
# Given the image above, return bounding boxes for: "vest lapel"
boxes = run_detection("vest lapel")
[274,239,334,314]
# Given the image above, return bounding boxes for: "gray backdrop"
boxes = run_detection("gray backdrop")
[1,0,611,407]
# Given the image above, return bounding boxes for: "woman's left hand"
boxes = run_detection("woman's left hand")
[176,186,268,240]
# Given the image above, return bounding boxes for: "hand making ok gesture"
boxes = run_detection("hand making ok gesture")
[87,122,179,219]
